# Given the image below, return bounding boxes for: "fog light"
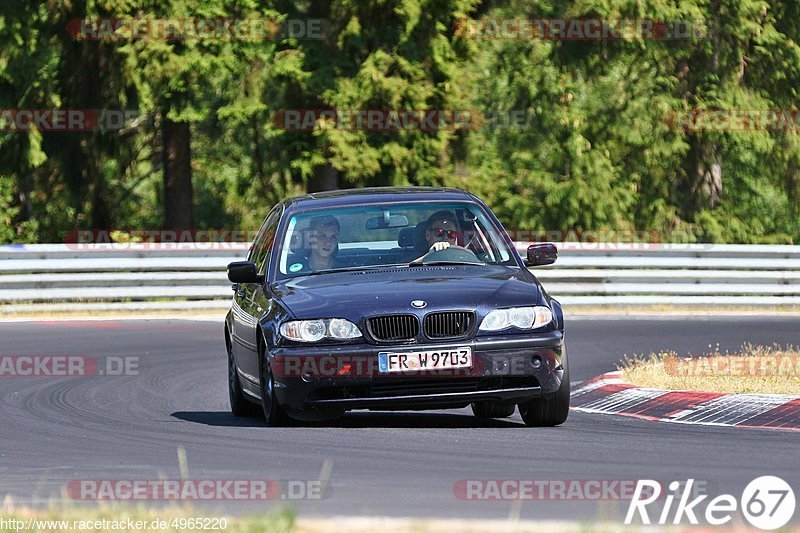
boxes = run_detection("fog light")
[531,355,542,369]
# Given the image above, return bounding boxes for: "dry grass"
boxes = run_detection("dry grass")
[619,343,800,395]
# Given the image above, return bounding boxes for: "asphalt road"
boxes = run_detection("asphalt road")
[0,316,798,524]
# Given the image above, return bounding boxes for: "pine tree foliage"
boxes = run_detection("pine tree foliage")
[0,0,798,242]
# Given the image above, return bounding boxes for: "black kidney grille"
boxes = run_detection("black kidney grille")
[367,314,419,342]
[424,311,474,339]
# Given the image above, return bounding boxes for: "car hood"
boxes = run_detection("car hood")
[271,265,544,321]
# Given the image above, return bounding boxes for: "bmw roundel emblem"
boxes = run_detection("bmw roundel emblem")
[411,300,427,309]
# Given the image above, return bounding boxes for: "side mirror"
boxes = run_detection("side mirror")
[227,261,263,284]
[526,243,558,266]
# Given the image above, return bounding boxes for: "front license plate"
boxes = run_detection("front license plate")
[378,347,472,373]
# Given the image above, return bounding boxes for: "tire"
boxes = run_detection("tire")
[227,333,259,417]
[519,364,570,427]
[471,401,516,418]
[259,339,292,427]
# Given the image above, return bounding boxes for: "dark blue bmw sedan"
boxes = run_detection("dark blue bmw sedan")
[225,187,569,426]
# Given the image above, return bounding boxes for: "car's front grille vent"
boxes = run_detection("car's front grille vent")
[367,314,419,342]
[369,378,482,397]
[424,311,474,339]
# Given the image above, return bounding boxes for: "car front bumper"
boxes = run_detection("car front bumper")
[269,331,565,413]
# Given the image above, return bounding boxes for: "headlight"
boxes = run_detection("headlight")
[328,318,359,339]
[279,319,362,342]
[479,306,553,331]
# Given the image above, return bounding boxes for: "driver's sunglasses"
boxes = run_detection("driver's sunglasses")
[434,228,458,239]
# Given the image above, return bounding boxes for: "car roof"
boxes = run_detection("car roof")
[282,186,475,211]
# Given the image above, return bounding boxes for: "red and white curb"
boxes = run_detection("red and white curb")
[571,371,800,431]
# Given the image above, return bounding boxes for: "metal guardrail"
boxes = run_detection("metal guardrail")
[1,243,799,312]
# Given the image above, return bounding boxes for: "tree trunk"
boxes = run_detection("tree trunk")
[682,136,723,216]
[693,140,723,208]
[17,172,34,223]
[162,115,193,229]
[89,165,112,229]
[307,164,339,192]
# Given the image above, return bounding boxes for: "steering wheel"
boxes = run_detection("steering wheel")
[422,245,482,263]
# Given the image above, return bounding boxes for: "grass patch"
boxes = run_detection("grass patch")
[0,508,697,533]
[619,343,800,395]
[3,505,798,532]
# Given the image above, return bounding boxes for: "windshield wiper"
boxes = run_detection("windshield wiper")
[303,267,363,276]
[303,264,408,276]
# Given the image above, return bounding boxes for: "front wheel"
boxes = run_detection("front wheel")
[260,346,292,427]
[519,365,570,427]
[228,334,259,417]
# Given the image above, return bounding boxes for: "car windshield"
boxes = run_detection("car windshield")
[276,201,516,277]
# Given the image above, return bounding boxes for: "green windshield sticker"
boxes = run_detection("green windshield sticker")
[289,263,304,273]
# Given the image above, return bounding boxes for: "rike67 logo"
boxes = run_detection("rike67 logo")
[626,476,796,530]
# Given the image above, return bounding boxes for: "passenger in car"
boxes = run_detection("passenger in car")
[306,215,340,272]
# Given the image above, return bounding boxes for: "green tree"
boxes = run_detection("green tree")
[264,0,480,191]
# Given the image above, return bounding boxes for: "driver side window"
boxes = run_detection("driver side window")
[249,205,283,275]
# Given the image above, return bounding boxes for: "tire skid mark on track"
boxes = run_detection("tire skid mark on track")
[571,371,800,431]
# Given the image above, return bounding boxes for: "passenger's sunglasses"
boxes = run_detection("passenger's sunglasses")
[434,228,458,239]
